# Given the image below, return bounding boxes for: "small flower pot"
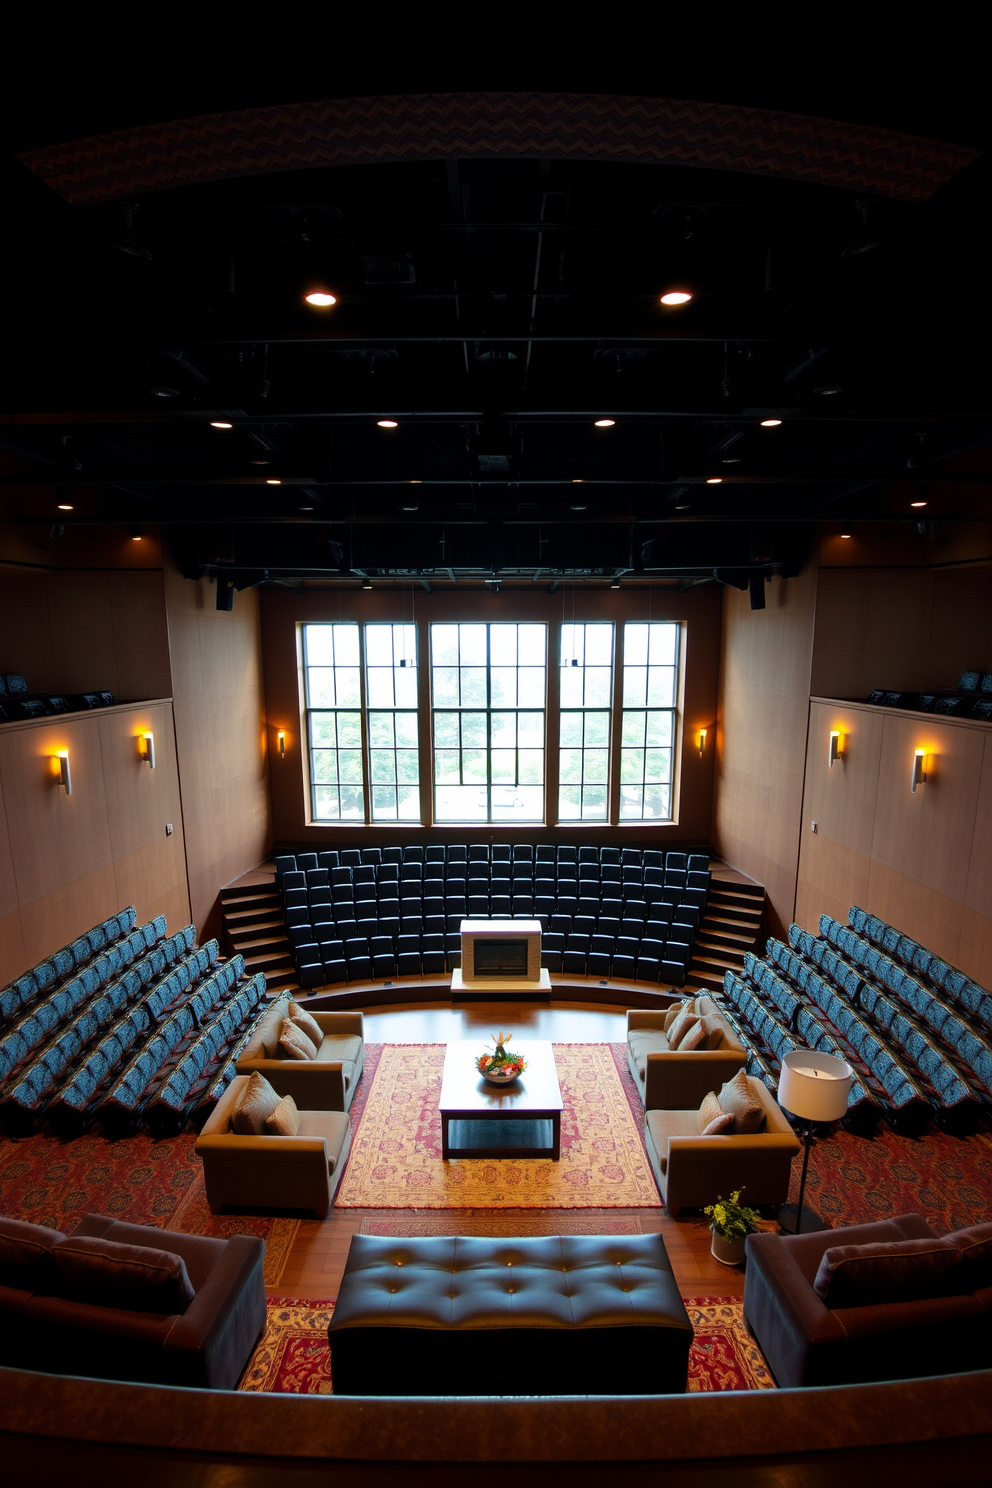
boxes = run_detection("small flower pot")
[711,1230,747,1266]
[481,1066,521,1084]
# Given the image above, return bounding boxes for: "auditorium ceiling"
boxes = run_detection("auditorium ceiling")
[2,70,989,590]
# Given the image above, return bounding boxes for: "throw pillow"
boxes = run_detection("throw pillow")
[0,1217,66,1292]
[700,1014,725,1050]
[697,1091,723,1134]
[702,1112,735,1136]
[667,1005,699,1050]
[52,1235,196,1314]
[279,1019,317,1061]
[944,1222,992,1289]
[232,1071,281,1134]
[265,1093,300,1136]
[663,1003,684,1033]
[814,1238,963,1309]
[288,1001,324,1051]
[718,1069,766,1134]
[677,1019,707,1052]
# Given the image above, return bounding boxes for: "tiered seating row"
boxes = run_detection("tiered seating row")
[0,913,268,1139]
[0,908,138,1023]
[276,845,710,989]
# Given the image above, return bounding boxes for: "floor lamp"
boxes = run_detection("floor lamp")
[777,1050,853,1235]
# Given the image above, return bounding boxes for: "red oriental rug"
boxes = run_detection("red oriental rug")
[239,1295,774,1393]
[0,1129,297,1286]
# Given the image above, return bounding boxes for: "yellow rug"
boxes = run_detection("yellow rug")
[335,1043,660,1209]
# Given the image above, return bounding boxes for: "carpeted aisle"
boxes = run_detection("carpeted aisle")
[239,1295,775,1393]
[335,1042,659,1209]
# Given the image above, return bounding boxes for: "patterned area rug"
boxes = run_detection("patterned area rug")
[335,1043,659,1209]
[361,1213,643,1237]
[0,1131,297,1286]
[239,1295,774,1393]
[787,1126,992,1234]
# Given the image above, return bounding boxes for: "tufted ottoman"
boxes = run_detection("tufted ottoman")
[327,1232,693,1395]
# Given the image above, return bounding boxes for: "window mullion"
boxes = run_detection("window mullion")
[416,619,433,827]
[357,628,372,824]
[547,622,560,826]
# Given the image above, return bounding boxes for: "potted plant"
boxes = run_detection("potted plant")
[704,1189,762,1266]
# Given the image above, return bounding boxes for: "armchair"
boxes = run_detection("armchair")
[195,1074,352,1218]
[644,1074,799,1215]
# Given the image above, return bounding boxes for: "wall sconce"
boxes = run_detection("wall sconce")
[138,732,156,769]
[55,750,72,795]
[911,748,928,793]
[697,728,708,757]
[277,730,287,759]
[828,730,843,768]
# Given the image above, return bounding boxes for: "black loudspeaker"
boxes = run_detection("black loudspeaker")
[216,580,234,612]
[748,573,766,610]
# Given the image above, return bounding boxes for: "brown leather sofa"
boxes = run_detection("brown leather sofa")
[195,1073,352,1217]
[236,995,364,1110]
[744,1214,992,1387]
[627,997,747,1110]
[0,1212,266,1389]
[644,1073,799,1215]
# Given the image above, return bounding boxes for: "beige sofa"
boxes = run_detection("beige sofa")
[236,996,364,1110]
[644,1074,800,1216]
[196,1074,352,1218]
[627,996,747,1110]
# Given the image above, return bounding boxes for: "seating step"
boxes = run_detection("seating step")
[220,879,278,902]
[225,906,285,930]
[697,923,755,954]
[229,928,289,956]
[242,949,297,975]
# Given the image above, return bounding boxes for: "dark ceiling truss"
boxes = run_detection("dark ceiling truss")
[4,100,989,585]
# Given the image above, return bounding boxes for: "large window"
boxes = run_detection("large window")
[304,622,420,822]
[430,622,546,823]
[302,616,680,826]
[619,622,679,821]
[558,622,614,821]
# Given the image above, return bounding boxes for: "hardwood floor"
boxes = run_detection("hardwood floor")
[276,1000,746,1301]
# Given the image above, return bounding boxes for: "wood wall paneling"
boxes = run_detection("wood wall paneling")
[259,584,721,848]
[712,565,818,937]
[164,564,272,941]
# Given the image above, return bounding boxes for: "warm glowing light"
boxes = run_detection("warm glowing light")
[911,748,928,793]
[210,421,233,429]
[377,419,399,429]
[409,479,422,484]
[131,535,142,542]
[660,290,692,306]
[138,732,156,769]
[760,418,783,427]
[266,478,282,485]
[828,730,843,768]
[911,501,928,508]
[698,728,708,757]
[572,479,584,484]
[594,418,616,428]
[840,533,852,539]
[706,477,722,485]
[54,750,72,795]
[304,291,337,307]
[277,729,287,759]
[57,504,73,511]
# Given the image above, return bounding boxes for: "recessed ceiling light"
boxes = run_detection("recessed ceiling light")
[210,421,233,430]
[722,457,742,464]
[150,386,179,398]
[400,503,420,512]
[409,479,422,484]
[572,478,584,484]
[660,290,693,306]
[250,459,270,466]
[377,419,399,429]
[594,418,615,428]
[814,385,843,397]
[266,478,282,485]
[675,501,691,510]
[362,579,373,590]
[570,504,588,511]
[57,503,74,511]
[131,535,142,542]
[911,501,928,508]
[840,532,852,539]
[610,576,622,588]
[706,477,723,485]
[304,291,337,307]
[760,418,783,428]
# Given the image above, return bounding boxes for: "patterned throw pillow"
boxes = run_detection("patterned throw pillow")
[697,1091,722,1134]
[718,1069,766,1134]
[288,1001,324,1051]
[702,1111,735,1136]
[232,1071,281,1134]
[677,1019,707,1052]
[667,1006,699,1050]
[265,1093,300,1136]
[279,1020,317,1061]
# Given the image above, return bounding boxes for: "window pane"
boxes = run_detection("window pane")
[461,668,488,706]
[619,620,679,822]
[489,625,517,665]
[434,713,459,748]
[557,622,614,822]
[560,712,583,748]
[459,624,488,664]
[366,670,395,707]
[432,624,459,665]
[559,666,584,707]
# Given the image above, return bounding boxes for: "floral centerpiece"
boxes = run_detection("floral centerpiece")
[476,1031,528,1084]
[704,1188,762,1265]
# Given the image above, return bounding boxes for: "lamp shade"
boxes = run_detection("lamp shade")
[778,1050,852,1123]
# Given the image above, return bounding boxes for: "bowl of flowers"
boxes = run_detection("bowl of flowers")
[476,1031,528,1084]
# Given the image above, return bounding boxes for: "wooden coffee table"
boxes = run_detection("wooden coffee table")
[438,1040,563,1160]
